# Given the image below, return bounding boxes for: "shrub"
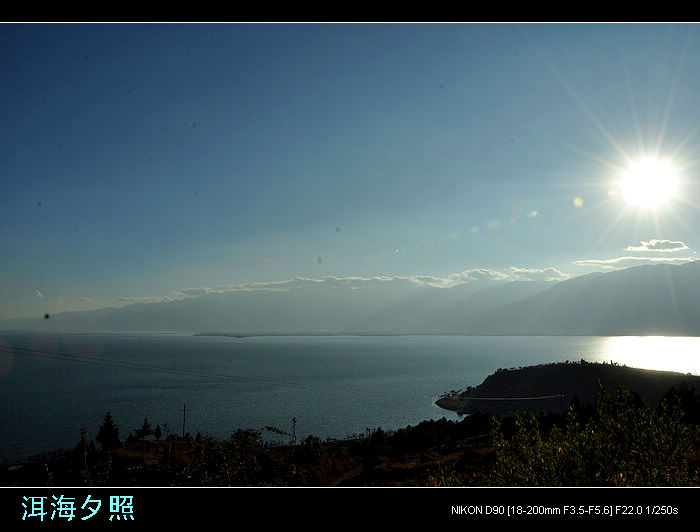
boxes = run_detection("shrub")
[488,385,697,486]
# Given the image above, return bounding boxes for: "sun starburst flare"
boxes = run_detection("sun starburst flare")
[617,156,680,210]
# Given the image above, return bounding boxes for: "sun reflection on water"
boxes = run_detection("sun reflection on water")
[602,336,700,375]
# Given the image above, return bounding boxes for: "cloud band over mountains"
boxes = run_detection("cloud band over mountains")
[117,267,569,305]
[572,239,695,270]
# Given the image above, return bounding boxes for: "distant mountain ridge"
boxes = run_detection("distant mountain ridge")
[461,261,700,336]
[2,262,700,336]
[0,278,549,334]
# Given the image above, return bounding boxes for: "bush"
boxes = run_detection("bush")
[488,385,697,486]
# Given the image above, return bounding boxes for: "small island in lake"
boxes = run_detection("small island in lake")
[437,360,700,416]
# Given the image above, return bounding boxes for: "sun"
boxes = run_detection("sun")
[617,156,680,210]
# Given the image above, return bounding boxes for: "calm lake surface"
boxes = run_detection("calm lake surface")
[1,332,698,461]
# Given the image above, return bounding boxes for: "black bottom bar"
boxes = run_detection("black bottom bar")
[2,487,697,527]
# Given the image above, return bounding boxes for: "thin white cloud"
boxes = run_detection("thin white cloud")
[624,239,689,252]
[409,269,512,288]
[573,256,697,267]
[508,267,570,282]
[118,296,178,304]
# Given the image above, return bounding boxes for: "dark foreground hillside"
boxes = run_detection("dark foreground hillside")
[2,363,699,487]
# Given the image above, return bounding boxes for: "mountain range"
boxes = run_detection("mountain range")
[461,261,700,336]
[2,262,700,336]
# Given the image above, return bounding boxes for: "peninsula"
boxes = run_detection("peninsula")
[436,360,700,415]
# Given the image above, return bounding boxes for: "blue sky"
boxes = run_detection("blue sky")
[2,23,700,318]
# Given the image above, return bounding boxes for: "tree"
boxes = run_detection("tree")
[154,424,162,440]
[136,417,153,441]
[95,412,121,451]
[264,417,297,445]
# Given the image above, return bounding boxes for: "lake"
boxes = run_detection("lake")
[1,332,698,461]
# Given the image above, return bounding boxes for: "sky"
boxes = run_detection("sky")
[2,22,700,319]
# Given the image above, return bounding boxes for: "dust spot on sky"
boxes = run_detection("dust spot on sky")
[335,227,341,233]
[317,256,323,265]
[37,202,42,207]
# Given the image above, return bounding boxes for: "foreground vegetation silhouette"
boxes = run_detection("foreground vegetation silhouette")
[2,384,698,487]
[488,384,698,486]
